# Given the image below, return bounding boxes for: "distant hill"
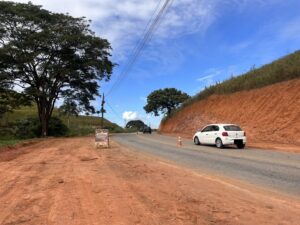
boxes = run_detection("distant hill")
[0,106,124,137]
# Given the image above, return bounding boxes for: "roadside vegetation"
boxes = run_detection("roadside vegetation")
[0,139,21,148]
[0,1,114,137]
[165,50,300,120]
[0,106,125,147]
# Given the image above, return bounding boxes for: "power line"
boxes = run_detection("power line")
[105,0,174,97]
[106,101,123,121]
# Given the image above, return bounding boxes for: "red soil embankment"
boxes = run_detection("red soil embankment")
[160,79,300,152]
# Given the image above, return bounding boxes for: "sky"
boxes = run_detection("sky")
[8,0,300,128]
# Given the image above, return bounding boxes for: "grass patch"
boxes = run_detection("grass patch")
[0,106,125,139]
[0,139,21,148]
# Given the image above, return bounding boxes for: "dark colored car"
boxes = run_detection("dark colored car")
[142,126,152,134]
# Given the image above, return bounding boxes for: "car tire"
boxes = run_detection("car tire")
[215,138,223,149]
[237,143,245,149]
[194,137,200,145]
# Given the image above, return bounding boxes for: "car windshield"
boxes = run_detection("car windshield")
[223,125,242,131]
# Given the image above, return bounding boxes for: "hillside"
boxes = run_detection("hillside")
[180,50,300,109]
[0,106,124,138]
[160,51,300,151]
[160,78,300,150]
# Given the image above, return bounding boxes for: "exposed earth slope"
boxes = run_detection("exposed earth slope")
[160,79,300,150]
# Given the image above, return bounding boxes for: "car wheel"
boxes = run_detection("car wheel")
[194,137,200,145]
[215,138,223,148]
[237,143,245,149]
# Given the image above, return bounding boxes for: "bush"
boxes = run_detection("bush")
[15,117,39,139]
[15,117,68,139]
[0,126,17,140]
[48,117,69,137]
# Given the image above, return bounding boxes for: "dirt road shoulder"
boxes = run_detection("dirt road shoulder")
[0,137,299,225]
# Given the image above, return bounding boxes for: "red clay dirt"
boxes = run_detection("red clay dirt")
[0,137,300,225]
[160,79,300,152]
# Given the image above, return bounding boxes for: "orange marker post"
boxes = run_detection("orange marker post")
[177,136,182,147]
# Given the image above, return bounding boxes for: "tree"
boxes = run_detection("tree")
[125,120,145,130]
[0,74,31,119]
[0,1,114,136]
[144,88,190,117]
[0,74,14,117]
[58,99,80,128]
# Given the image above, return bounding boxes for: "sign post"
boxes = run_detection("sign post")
[95,128,109,148]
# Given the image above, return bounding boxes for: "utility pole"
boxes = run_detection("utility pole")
[100,93,105,128]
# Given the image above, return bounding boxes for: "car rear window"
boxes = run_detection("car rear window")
[223,125,242,131]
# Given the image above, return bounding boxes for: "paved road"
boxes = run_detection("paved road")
[113,133,300,198]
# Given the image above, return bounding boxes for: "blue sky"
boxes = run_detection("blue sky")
[11,0,300,127]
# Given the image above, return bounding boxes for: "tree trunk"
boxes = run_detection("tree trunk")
[37,98,52,137]
[41,115,49,137]
[167,107,172,117]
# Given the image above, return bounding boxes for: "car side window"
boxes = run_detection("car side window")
[202,126,212,132]
[202,126,209,132]
[213,126,219,131]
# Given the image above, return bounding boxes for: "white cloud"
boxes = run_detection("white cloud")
[7,0,282,62]
[8,0,217,60]
[195,65,240,94]
[197,74,216,82]
[122,111,138,121]
[196,68,222,84]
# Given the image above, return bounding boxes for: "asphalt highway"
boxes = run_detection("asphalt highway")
[113,133,300,198]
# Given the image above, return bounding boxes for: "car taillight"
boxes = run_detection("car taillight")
[244,131,246,136]
[222,132,228,136]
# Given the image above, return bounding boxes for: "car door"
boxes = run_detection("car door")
[207,125,219,144]
[199,126,213,144]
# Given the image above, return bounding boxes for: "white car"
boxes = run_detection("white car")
[193,124,246,149]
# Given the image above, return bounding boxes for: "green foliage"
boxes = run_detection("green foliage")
[0,1,115,136]
[103,122,126,133]
[59,99,80,128]
[0,139,21,148]
[15,116,68,139]
[48,117,69,137]
[59,99,80,117]
[0,125,17,140]
[0,106,124,138]
[144,88,190,117]
[125,120,146,131]
[0,74,32,118]
[15,117,40,139]
[166,50,300,120]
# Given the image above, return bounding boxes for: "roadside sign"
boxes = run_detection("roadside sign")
[95,128,109,148]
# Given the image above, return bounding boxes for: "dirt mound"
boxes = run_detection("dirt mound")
[160,79,300,150]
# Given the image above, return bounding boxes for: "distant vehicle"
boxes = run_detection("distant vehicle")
[193,124,246,149]
[142,126,152,134]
